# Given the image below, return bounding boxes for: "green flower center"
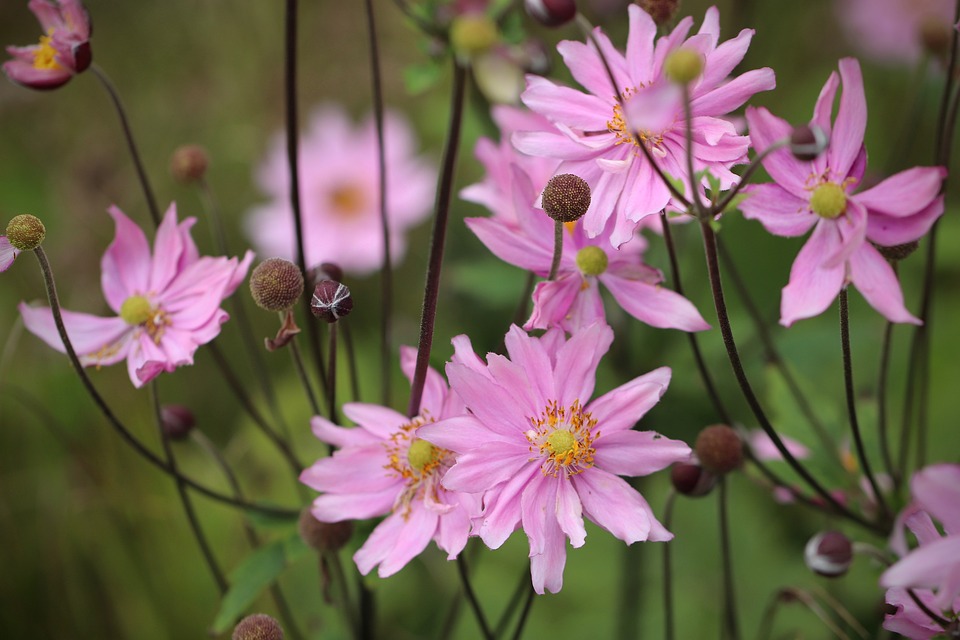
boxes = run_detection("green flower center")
[810,183,847,219]
[120,295,153,326]
[407,439,437,472]
[547,429,576,456]
[575,246,608,277]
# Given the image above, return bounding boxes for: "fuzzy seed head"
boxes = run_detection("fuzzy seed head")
[664,48,703,84]
[525,0,578,28]
[542,174,591,222]
[636,0,680,26]
[232,614,284,640]
[6,214,45,251]
[298,509,354,552]
[169,145,209,184]
[873,240,920,262]
[575,246,608,276]
[250,258,304,312]
[810,183,847,219]
[694,425,743,475]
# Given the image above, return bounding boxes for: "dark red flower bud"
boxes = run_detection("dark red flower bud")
[804,530,853,577]
[790,124,828,162]
[525,0,577,28]
[311,280,353,323]
[298,509,354,552]
[694,425,743,475]
[169,145,209,184]
[670,462,717,497]
[160,405,195,441]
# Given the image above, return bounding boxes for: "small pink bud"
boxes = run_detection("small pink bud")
[160,405,195,441]
[670,462,716,497]
[804,530,853,577]
[525,0,577,28]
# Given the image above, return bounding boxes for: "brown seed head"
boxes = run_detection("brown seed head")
[169,145,209,184]
[636,0,681,26]
[298,509,354,552]
[694,424,743,475]
[542,174,591,222]
[232,614,284,640]
[250,258,305,312]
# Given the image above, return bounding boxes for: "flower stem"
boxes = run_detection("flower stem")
[509,583,536,640]
[407,61,467,418]
[326,322,339,426]
[456,554,494,640]
[681,83,707,216]
[547,220,563,281]
[718,477,740,640]
[341,321,362,402]
[31,247,299,517]
[876,318,898,487]
[493,569,531,637]
[662,490,676,640]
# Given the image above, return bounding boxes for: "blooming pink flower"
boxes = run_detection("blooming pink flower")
[741,57,946,326]
[419,323,690,593]
[246,105,436,275]
[881,464,960,627]
[3,0,91,90]
[838,0,954,65]
[301,347,478,577]
[0,237,19,272]
[514,5,774,246]
[467,165,709,333]
[20,204,252,388]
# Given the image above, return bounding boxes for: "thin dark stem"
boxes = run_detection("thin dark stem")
[341,321,362,402]
[407,62,467,418]
[662,491,676,640]
[364,0,392,406]
[681,83,707,216]
[509,583,536,640]
[494,570,531,637]
[839,290,892,522]
[90,64,160,227]
[697,225,883,534]
[877,319,898,487]
[712,139,789,215]
[718,477,740,640]
[325,551,361,640]
[456,555,494,640]
[31,247,298,517]
[326,323,339,426]
[907,588,951,629]
[289,330,322,416]
[547,220,563,281]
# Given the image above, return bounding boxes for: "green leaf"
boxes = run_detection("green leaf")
[404,60,442,95]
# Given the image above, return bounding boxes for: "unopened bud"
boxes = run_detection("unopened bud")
[307,263,344,289]
[525,0,577,28]
[804,530,853,577]
[694,425,743,475]
[542,174,591,222]
[160,405,195,441]
[232,613,284,640]
[250,258,305,312]
[169,145,209,184]
[636,0,681,26]
[670,462,716,497]
[873,240,920,262]
[920,17,952,58]
[6,214,45,251]
[299,509,354,552]
[311,280,353,323]
[664,48,703,84]
[450,14,499,59]
[789,124,828,162]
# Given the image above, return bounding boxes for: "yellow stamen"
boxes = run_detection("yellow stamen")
[32,34,63,71]
[328,183,366,218]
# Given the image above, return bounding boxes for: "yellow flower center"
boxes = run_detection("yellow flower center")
[32,34,63,71]
[575,246,608,276]
[384,413,452,519]
[407,439,438,472]
[526,400,599,478]
[119,295,170,344]
[606,87,667,156]
[328,183,366,218]
[810,182,847,219]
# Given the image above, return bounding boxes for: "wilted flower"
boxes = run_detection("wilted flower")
[3,0,92,90]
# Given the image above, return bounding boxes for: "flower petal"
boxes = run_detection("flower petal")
[855,166,946,217]
[586,366,671,433]
[848,243,920,325]
[101,206,151,312]
[912,464,960,535]
[602,273,710,331]
[828,58,867,180]
[553,322,613,406]
[780,221,846,327]
[740,183,816,237]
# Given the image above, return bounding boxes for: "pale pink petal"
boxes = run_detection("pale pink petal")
[700,29,754,89]
[822,198,867,269]
[556,38,622,99]
[848,244,920,325]
[553,322,613,406]
[780,221,846,327]
[828,58,867,179]
[522,76,611,131]
[529,503,568,594]
[512,130,602,161]
[855,167,945,217]
[149,204,185,293]
[652,16,695,78]
[521,474,552,555]
[690,68,776,118]
[625,5,656,84]
[573,469,653,544]
[811,71,840,143]
[341,403,409,440]
[299,449,399,494]
[867,197,944,247]
[101,206,151,312]
[418,416,513,453]
[555,477,587,548]
[743,106,810,198]
[586,366,671,433]
[883,587,944,640]
[912,464,960,535]
[740,184,816,237]
[0,237,19,272]
[436,502,473,559]
[2,58,73,89]
[486,353,544,419]
[881,537,960,600]
[19,303,130,358]
[310,415,381,448]
[477,464,542,549]
[374,504,439,578]
[399,345,447,416]
[602,274,710,331]
[582,158,631,239]
[446,364,533,437]
[504,324,556,403]
[748,429,810,461]
[311,490,396,522]
[594,431,691,476]
[466,217,551,273]
[441,445,533,495]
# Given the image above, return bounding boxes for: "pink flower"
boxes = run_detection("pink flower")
[838,0,954,65]
[748,429,810,462]
[3,0,91,90]
[419,323,690,593]
[881,464,960,627]
[301,347,479,578]
[466,165,709,333]
[20,204,253,388]
[741,57,946,326]
[0,237,20,272]
[246,105,436,275]
[514,5,774,246]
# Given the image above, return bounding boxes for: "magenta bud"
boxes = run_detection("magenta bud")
[311,280,353,323]
[525,0,577,28]
[670,462,716,498]
[790,124,828,162]
[804,530,853,577]
[160,405,195,441]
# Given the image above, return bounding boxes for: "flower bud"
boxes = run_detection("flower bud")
[250,258,305,312]
[450,14,499,59]
[636,0,681,26]
[298,509,354,552]
[804,530,853,577]
[525,0,577,28]
[232,613,284,640]
[694,425,743,475]
[664,48,703,84]
[311,280,353,323]
[789,124,828,162]
[6,214,45,251]
[670,462,716,497]
[542,174,591,222]
[873,240,920,262]
[169,145,209,184]
[160,405,195,441]
[920,17,952,58]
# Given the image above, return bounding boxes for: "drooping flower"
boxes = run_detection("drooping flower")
[419,323,690,593]
[20,204,253,388]
[514,5,775,246]
[466,164,709,332]
[837,0,954,65]
[741,57,946,326]
[3,0,92,90]
[245,105,436,275]
[300,347,479,578]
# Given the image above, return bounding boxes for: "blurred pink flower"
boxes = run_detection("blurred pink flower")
[3,0,91,90]
[246,105,436,275]
[838,0,954,65]
[419,323,689,593]
[20,204,252,388]
[748,429,811,462]
[514,5,774,246]
[742,57,945,326]
[0,237,19,272]
[301,347,479,578]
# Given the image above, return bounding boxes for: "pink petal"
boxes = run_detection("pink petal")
[311,490,396,522]
[602,273,710,331]
[881,537,960,602]
[101,206,151,312]
[418,416,513,453]
[149,204,185,293]
[373,504,439,578]
[477,463,542,549]
[511,130,602,162]
[561,278,607,332]
[299,448,399,494]
[586,366,671,433]
[744,106,810,198]
[446,364,531,438]
[436,501,473,559]
[625,5,656,84]
[828,58,867,180]
[556,37,622,99]
[594,431,691,476]
[822,198,867,269]
[848,244,920,325]
[855,167,946,217]
[399,345,447,416]
[341,402,409,440]
[780,221,846,327]
[504,324,556,403]
[441,445,532,495]
[529,502,568,594]
[522,76,611,131]
[2,58,73,90]
[912,464,960,535]
[690,68,776,118]
[573,469,652,544]
[521,474,552,555]
[19,303,131,359]
[466,217,551,274]
[867,197,944,247]
[555,476,587,548]
[0,236,20,272]
[700,28,754,89]
[553,322,613,406]
[310,415,381,448]
[740,183,816,237]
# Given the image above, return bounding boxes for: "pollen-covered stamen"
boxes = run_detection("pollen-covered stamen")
[606,87,667,157]
[32,33,63,71]
[526,400,599,478]
[809,182,847,219]
[383,414,453,518]
[119,294,171,344]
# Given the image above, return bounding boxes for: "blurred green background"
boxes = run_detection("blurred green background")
[1,0,959,638]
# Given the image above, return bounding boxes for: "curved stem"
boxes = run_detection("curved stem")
[288,329,322,417]
[547,220,563,281]
[509,583,536,640]
[456,555,494,640]
[712,139,789,216]
[493,569,531,637]
[681,83,707,216]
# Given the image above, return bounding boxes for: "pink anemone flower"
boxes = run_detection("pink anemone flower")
[741,57,945,326]
[419,323,690,594]
[3,0,92,90]
[19,204,253,388]
[301,347,479,578]
[245,104,436,276]
[514,5,775,246]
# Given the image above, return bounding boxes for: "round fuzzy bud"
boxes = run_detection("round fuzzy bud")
[789,124,828,162]
[250,258,304,312]
[804,530,853,577]
[6,214,46,251]
[873,240,920,262]
[664,48,703,84]
[298,509,354,552]
[311,280,353,323]
[670,462,716,498]
[525,0,577,28]
[694,425,743,475]
[232,613,284,640]
[542,174,591,222]
[160,405,195,441]
[450,14,499,59]
[169,145,209,184]
[636,0,680,26]
[920,17,952,58]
